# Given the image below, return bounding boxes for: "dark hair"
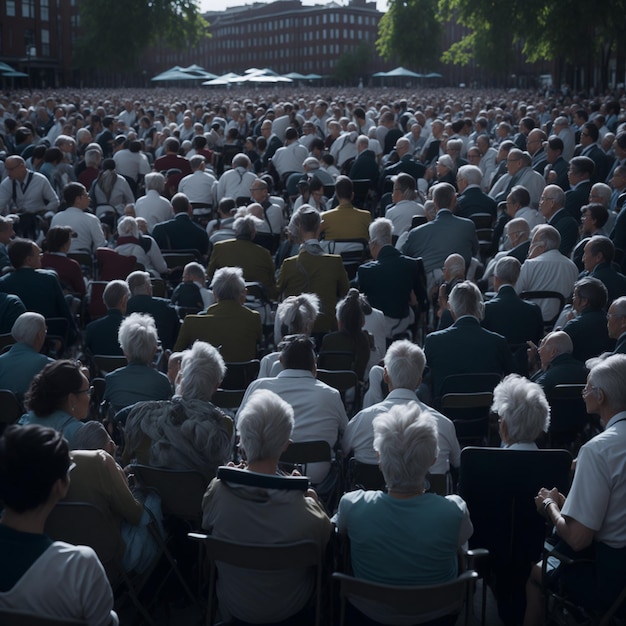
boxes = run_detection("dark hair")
[171,192,190,214]
[581,203,609,229]
[338,288,365,336]
[279,334,316,371]
[63,181,87,207]
[25,360,85,417]
[586,234,614,262]
[583,122,599,143]
[574,276,608,310]
[547,136,564,152]
[335,175,353,201]
[164,137,180,153]
[0,424,70,512]
[43,226,73,253]
[8,238,36,268]
[570,156,595,178]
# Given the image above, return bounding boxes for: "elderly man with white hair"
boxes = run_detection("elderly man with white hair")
[384,172,425,236]
[491,374,550,450]
[455,164,497,219]
[335,403,472,623]
[215,153,257,202]
[345,339,461,475]
[115,216,167,277]
[103,312,172,411]
[607,295,626,354]
[525,354,626,624]
[133,172,174,233]
[178,154,217,207]
[0,312,52,399]
[201,388,331,625]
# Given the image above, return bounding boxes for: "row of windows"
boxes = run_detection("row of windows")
[6,0,50,21]
[216,43,349,63]
[213,28,371,48]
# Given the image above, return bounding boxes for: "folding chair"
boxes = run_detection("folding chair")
[0,332,15,351]
[92,354,127,377]
[221,359,260,391]
[346,458,385,492]
[44,501,155,625]
[333,570,478,626]
[519,290,566,331]
[188,533,324,626]
[440,391,494,447]
[316,368,361,416]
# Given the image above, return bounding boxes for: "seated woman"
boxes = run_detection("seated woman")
[0,424,118,624]
[68,422,159,574]
[201,388,331,625]
[334,403,473,624]
[258,292,320,378]
[491,374,551,450]
[525,354,626,624]
[115,216,167,278]
[40,226,86,298]
[20,360,88,447]
[320,288,373,380]
[124,341,233,481]
[103,312,172,412]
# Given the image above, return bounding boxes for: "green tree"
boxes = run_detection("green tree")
[376,0,442,72]
[75,0,207,74]
[333,41,372,84]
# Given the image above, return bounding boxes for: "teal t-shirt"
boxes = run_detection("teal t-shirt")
[0,524,52,591]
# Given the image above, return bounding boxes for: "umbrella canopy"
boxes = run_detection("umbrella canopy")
[303,73,322,80]
[2,70,28,78]
[424,72,443,78]
[203,72,243,86]
[385,66,423,78]
[152,65,216,81]
[283,72,308,80]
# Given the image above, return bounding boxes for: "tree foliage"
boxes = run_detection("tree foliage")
[333,41,372,84]
[75,0,207,72]
[376,0,442,72]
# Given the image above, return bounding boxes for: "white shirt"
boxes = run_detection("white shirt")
[515,248,579,321]
[514,206,545,230]
[256,201,284,236]
[113,149,151,181]
[271,142,308,177]
[237,369,348,483]
[216,167,257,203]
[178,170,217,205]
[50,206,106,254]
[343,387,461,474]
[363,307,386,375]
[385,200,425,235]
[489,167,546,209]
[116,236,167,277]
[0,170,60,215]
[134,190,174,233]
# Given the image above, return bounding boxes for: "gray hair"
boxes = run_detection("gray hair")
[587,354,626,411]
[447,138,463,154]
[117,216,139,238]
[590,183,611,206]
[103,279,130,309]
[444,253,465,279]
[238,389,294,462]
[373,403,438,490]
[70,421,111,451]
[275,293,319,340]
[183,262,206,282]
[118,312,159,364]
[534,224,561,252]
[543,185,565,208]
[11,312,45,347]
[84,149,102,168]
[384,340,425,390]
[457,164,482,187]
[176,340,226,400]
[611,296,626,317]
[189,154,205,170]
[144,172,165,193]
[211,266,245,301]
[369,218,393,247]
[494,256,521,285]
[544,331,573,356]
[449,281,484,320]
[288,205,320,240]
[126,270,151,295]
[232,153,251,169]
[491,374,550,443]
[234,215,257,239]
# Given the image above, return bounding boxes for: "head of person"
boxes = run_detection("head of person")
[182,261,206,285]
[492,374,550,445]
[493,256,522,289]
[126,270,152,296]
[373,403,437,492]
[102,279,130,313]
[237,389,294,464]
[383,339,426,391]
[278,334,317,373]
[568,156,595,186]
[503,217,530,252]
[176,340,226,400]
[442,253,465,283]
[8,238,41,270]
[526,129,546,156]
[4,156,27,182]
[506,185,531,217]
[456,165,482,193]
[288,205,321,241]
[392,173,416,203]
[607,296,626,340]
[275,293,319,340]
[70,421,116,456]
[436,154,455,179]
[118,312,159,365]
[211,266,246,304]
[449,280,484,320]
[117,216,140,239]
[164,137,180,154]
[249,178,269,204]
[589,183,611,208]
[11,312,46,350]
[0,424,72,513]
[233,215,258,241]
[171,192,191,215]
[529,225,560,259]
[335,176,354,203]
[25,360,91,421]
[63,182,89,209]
[580,204,609,238]
[368,217,393,259]
[0,215,15,245]
[537,331,573,371]
[144,172,166,195]
[572,277,608,314]
[43,226,73,254]
[580,121,599,147]
[545,136,564,163]
[336,288,365,336]
[584,354,626,419]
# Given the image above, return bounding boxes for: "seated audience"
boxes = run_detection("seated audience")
[40,226,86,298]
[85,279,130,356]
[115,216,167,278]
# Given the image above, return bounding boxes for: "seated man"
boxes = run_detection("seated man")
[384,172,425,237]
[529,331,589,394]
[171,262,214,312]
[424,281,515,399]
[0,312,53,401]
[237,334,348,484]
[103,313,172,412]
[345,339,460,477]
[0,424,117,624]
[356,218,425,338]
[581,235,626,305]
[201,388,331,625]
[608,296,626,354]
[174,266,262,361]
[207,215,277,299]
[85,280,130,356]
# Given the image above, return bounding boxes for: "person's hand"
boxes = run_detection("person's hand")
[226,461,246,469]
[534,487,562,516]
[306,487,320,504]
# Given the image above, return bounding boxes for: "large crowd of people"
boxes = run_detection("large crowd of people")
[0,84,626,625]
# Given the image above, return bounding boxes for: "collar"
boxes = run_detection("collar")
[606,411,626,429]
[276,369,315,379]
[453,315,480,326]
[387,388,419,401]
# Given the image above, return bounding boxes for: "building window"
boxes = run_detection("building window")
[7,1,15,16]
[23,0,35,18]
[358,15,363,24]
[41,28,50,56]
[40,0,49,21]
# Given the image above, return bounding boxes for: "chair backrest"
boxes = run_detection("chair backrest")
[469,212,495,229]
[92,354,127,376]
[86,280,109,321]
[131,464,207,525]
[519,290,566,329]
[212,388,246,412]
[0,332,16,351]
[411,214,427,229]
[221,359,260,390]
[332,570,478,626]
[546,384,597,447]
[317,350,356,372]
[439,372,501,397]
[0,389,23,434]
[0,610,87,626]
[96,247,137,281]
[316,368,358,394]
[280,440,332,465]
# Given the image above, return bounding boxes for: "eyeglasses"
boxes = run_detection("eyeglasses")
[581,384,599,398]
